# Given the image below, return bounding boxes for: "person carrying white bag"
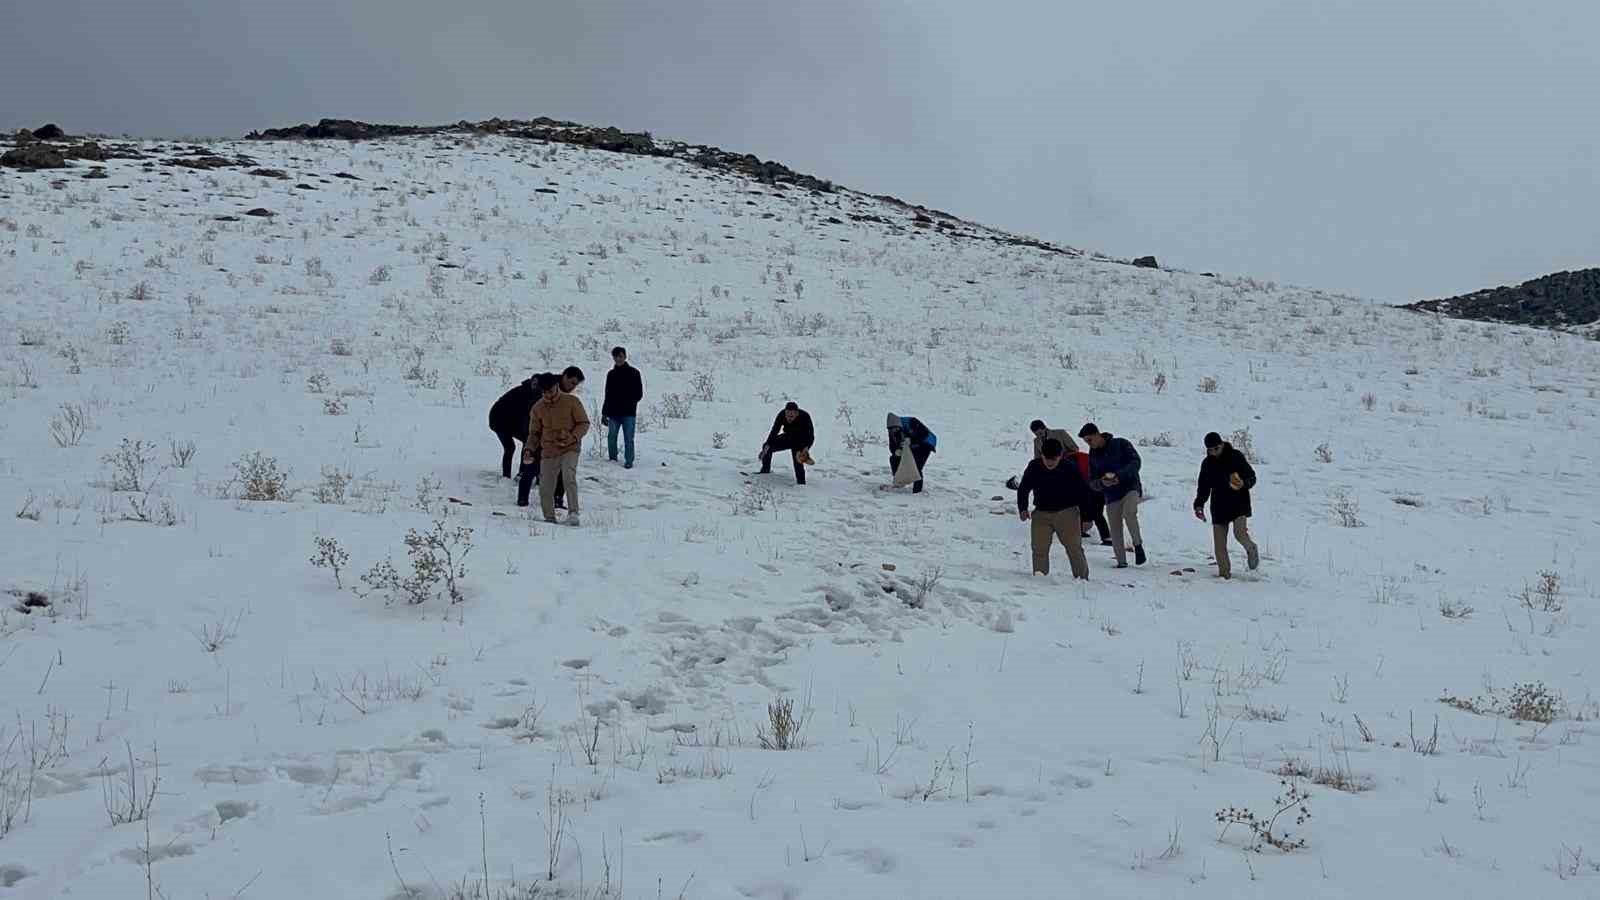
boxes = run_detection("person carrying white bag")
[886,413,936,494]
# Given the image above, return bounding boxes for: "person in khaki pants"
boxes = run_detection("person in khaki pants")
[1080,423,1146,567]
[1193,431,1259,578]
[1016,438,1091,579]
[525,372,590,526]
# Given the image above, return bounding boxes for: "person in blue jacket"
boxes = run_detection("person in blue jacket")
[887,413,937,494]
[1079,422,1146,567]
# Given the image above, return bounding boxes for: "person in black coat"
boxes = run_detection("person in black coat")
[887,413,936,493]
[1193,431,1260,578]
[601,347,644,468]
[758,402,814,484]
[1016,438,1091,578]
[489,376,540,478]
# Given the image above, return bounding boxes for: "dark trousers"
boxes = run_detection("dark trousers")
[889,446,931,493]
[495,430,520,478]
[516,458,564,507]
[759,435,808,484]
[1081,492,1111,540]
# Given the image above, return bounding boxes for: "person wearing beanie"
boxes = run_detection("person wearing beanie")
[1080,422,1147,567]
[758,401,815,484]
[1016,437,1091,579]
[1194,431,1259,578]
[887,413,937,493]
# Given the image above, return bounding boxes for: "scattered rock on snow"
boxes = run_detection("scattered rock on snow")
[1,145,68,170]
[31,123,65,140]
[1132,255,1159,269]
[249,168,289,179]
[243,208,275,217]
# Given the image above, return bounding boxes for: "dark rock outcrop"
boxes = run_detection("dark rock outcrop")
[32,123,65,140]
[1,145,67,170]
[1133,255,1159,269]
[1406,268,1600,332]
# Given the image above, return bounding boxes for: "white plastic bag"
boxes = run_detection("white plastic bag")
[893,447,921,486]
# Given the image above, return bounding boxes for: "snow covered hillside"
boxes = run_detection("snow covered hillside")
[2,132,1599,899]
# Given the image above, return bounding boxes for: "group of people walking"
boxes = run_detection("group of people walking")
[1010,421,1260,580]
[488,352,1261,580]
[487,346,644,526]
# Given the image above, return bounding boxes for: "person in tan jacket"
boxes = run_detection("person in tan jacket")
[524,370,590,525]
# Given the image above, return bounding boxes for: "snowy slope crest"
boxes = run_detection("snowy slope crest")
[2,133,1600,899]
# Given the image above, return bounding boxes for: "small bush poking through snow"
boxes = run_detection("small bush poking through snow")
[313,466,352,504]
[1516,570,1562,613]
[1230,427,1261,464]
[102,438,157,492]
[168,438,196,469]
[48,403,90,448]
[757,696,807,750]
[1329,488,1364,527]
[358,519,473,605]
[659,393,693,420]
[229,452,294,501]
[1215,778,1312,852]
[309,536,351,588]
[1441,681,1562,723]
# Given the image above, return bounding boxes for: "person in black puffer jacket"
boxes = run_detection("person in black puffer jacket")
[1193,431,1259,578]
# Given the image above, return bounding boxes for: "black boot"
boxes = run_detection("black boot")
[1135,545,1147,566]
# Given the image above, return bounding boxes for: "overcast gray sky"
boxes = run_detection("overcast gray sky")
[4,0,1596,301]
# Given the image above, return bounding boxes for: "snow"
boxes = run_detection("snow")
[2,133,1599,899]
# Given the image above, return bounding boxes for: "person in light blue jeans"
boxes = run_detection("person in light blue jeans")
[601,346,643,468]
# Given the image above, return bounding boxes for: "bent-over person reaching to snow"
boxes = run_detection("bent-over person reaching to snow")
[1194,430,1259,579]
[886,413,936,494]
[758,402,814,484]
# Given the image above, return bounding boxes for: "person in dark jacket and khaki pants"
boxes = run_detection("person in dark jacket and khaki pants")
[1016,437,1091,579]
[1081,423,1146,567]
[1194,431,1259,578]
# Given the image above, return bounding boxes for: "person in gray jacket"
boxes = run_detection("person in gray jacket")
[1080,422,1146,568]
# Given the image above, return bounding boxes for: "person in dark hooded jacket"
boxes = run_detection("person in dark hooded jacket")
[1193,431,1259,578]
[887,414,936,493]
[489,376,540,478]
